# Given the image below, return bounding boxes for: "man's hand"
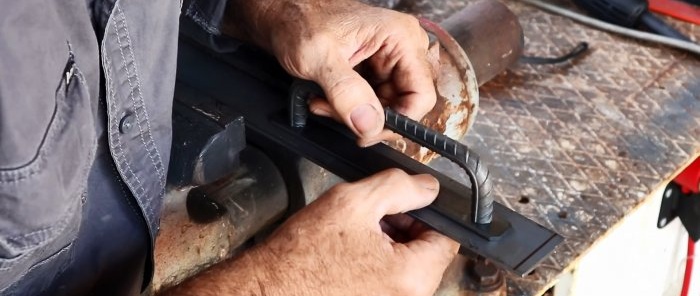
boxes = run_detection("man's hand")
[225,0,437,146]
[166,169,459,296]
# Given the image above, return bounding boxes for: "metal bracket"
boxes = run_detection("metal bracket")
[658,157,700,241]
[658,182,700,241]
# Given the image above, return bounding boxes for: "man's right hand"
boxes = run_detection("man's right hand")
[167,169,459,296]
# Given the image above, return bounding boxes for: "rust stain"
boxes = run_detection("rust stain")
[388,35,478,164]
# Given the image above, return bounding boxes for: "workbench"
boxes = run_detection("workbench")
[407,0,700,294]
[151,1,700,295]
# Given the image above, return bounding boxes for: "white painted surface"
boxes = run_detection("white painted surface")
[555,187,700,296]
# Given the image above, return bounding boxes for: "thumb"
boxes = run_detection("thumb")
[310,54,385,138]
[391,229,459,295]
[404,229,459,268]
[359,170,440,221]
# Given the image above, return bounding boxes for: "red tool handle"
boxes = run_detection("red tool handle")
[649,0,700,25]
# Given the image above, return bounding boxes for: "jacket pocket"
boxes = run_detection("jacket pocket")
[0,50,96,289]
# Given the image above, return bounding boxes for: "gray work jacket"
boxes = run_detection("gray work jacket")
[0,0,227,294]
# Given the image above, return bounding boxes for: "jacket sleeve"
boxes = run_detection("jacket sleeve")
[181,0,243,53]
[182,0,229,35]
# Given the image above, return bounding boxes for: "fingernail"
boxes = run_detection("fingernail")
[359,138,383,148]
[350,104,381,136]
[415,174,439,191]
[311,107,332,117]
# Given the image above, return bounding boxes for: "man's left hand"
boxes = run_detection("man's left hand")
[229,0,437,147]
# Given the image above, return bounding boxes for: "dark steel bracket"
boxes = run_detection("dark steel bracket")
[174,31,563,276]
[658,157,700,241]
[658,182,700,241]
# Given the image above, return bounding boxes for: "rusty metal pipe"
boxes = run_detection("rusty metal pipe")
[439,1,524,86]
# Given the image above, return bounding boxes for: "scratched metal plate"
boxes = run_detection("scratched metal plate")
[368,0,700,295]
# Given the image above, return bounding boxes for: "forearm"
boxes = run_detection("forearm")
[221,0,278,51]
[165,170,454,296]
[164,246,284,296]
[221,0,360,53]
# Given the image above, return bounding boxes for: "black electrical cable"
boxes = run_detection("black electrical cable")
[519,42,590,65]
[288,79,494,224]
